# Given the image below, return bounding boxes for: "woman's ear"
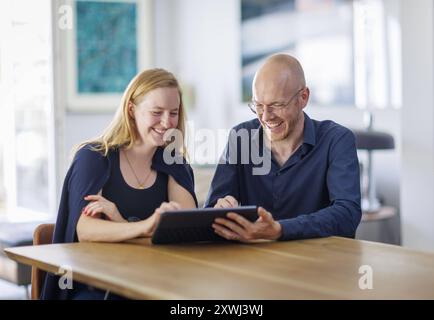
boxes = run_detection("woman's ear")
[128,101,135,119]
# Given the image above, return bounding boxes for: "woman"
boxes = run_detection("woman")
[42,68,197,299]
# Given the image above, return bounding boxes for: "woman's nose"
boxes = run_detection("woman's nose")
[161,113,170,128]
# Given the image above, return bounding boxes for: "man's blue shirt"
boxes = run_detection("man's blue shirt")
[204,112,362,240]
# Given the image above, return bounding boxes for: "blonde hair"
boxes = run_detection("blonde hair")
[77,68,187,157]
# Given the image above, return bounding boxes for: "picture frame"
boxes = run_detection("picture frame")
[63,0,153,113]
[240,0,354,106]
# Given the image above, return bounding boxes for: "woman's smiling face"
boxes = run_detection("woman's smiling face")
[130,87,180,147]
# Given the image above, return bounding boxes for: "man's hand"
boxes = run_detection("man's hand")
[213,195,238,208]
[212,207,282,242]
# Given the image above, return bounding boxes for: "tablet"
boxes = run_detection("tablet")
[151,206,258,244]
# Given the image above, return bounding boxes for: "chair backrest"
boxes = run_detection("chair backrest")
[31,223,55,300]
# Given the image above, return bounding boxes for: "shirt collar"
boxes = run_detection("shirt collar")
[303,112,316,147]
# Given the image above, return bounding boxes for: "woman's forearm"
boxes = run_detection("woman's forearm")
[77,214,151,242]
[168,176,197,208]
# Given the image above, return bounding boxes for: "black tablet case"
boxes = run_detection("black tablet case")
[151,206,258,244]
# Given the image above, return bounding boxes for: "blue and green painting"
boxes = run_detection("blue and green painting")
[76,1,137,93]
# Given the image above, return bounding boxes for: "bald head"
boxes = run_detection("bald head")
[252,54,306,101]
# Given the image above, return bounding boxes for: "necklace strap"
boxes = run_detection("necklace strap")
[123,149,153,189]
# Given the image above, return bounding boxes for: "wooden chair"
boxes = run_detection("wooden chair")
[31,223,55,300]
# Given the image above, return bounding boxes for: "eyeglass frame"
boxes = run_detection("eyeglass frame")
[248,87,306,114]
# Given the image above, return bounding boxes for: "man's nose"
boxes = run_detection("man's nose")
[261,106,274,121]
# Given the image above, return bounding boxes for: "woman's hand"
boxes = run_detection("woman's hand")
[141,201,181,237]
[83,195,126,223]
[214,195,239,208]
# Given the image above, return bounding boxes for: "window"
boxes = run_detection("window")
[353,0,401,109]
[241,0,401,109]
[0,0,55,220]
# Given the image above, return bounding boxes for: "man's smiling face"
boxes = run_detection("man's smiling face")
[252,66,307,142]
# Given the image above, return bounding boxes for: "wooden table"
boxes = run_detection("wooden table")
[4,237,434,299]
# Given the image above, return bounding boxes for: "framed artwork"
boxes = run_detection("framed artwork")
[241,0,354,106]
[64,0,153,112]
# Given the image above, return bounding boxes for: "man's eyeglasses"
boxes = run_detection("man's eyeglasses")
[248,87,306,114]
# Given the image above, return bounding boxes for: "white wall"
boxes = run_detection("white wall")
[173,0,240,131]
[400,0,434,252]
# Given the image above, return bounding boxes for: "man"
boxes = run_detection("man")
[205,54,361,242]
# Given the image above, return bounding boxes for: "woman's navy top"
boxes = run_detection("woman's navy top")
[41,145,197,300]
[70,150,170,300]
[103,150,169,222]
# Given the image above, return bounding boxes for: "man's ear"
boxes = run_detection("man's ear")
[301,87,310,109]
